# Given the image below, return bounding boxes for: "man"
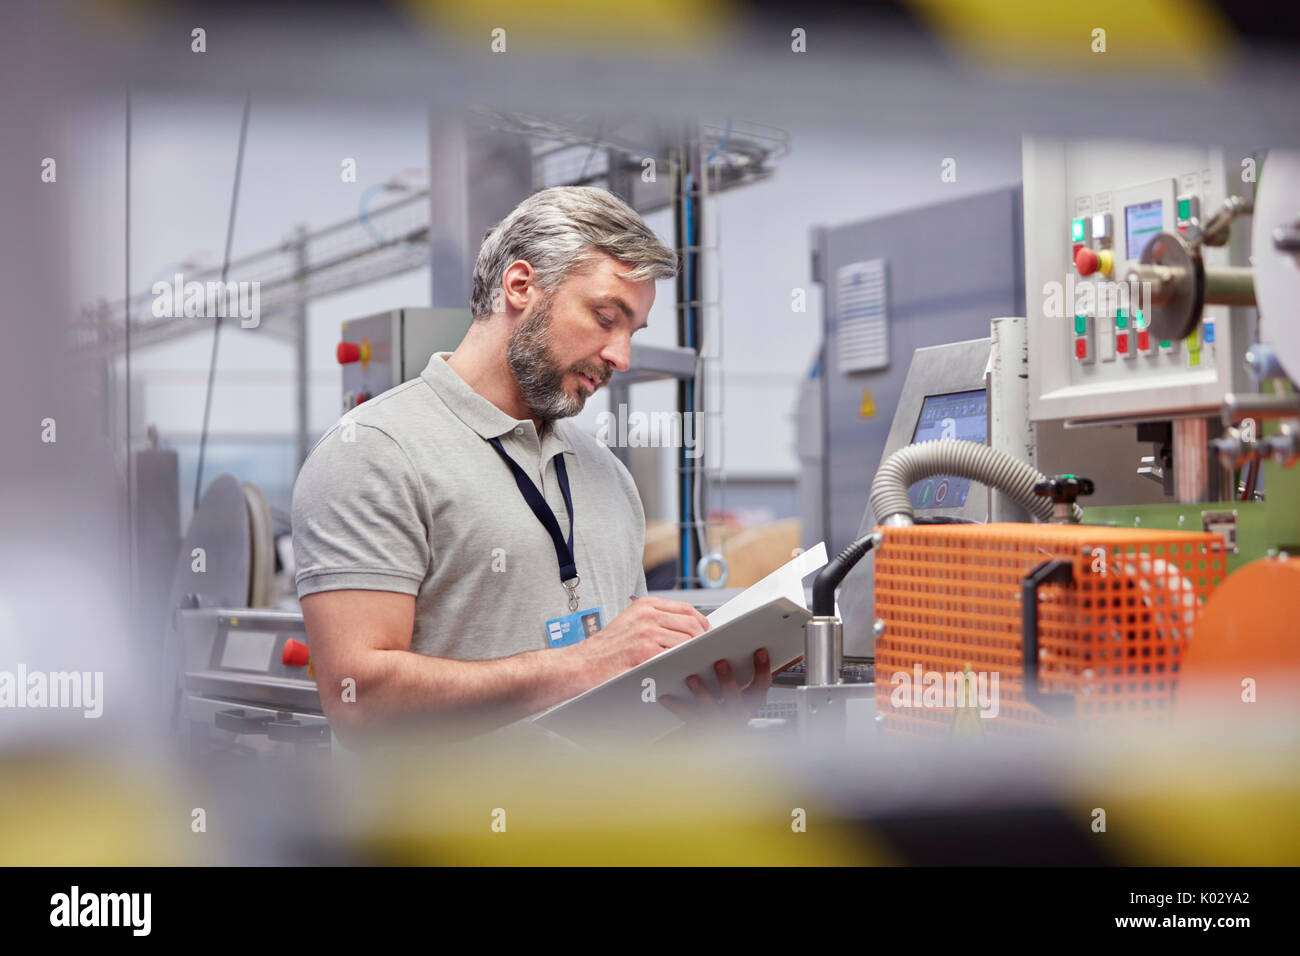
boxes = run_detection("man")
[292,186,770,747]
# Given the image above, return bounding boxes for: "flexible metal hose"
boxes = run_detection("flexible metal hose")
[869,439,1082,526]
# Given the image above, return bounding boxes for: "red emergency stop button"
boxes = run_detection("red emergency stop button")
[281,638,310,667]
[337,339,371,365]
[1074,245,1099,276]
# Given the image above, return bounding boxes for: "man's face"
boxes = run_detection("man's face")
[506,254,655,423]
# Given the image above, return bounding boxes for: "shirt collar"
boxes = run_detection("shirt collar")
[421,352,574,455]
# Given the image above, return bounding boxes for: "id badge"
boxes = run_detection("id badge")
[544,607,603,648]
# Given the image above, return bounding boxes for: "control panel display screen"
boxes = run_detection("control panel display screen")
[907,389,987,510]
[1125,199,1163,262]
[219,629,277,672]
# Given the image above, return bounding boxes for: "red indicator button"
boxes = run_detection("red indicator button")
[1074,338,1088,360]
[1116,332,1129,354]
[1137,330,1151,351]
[337,342,361,364]
[281,638,310,667]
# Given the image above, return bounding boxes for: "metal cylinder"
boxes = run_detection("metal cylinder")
[989,317,1034,522]
[1129,262,1187,304]
[1203,266,1256,306]
[803,617,843,687]
[1222,392,1300,424]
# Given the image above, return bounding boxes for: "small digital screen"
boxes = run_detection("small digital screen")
[1125,199,1163,262]
[220,629,277,672]
[908,389,987,510]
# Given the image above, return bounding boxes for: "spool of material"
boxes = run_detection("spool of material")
[1252,150,1300,382]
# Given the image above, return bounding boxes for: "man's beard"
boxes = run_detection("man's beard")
[506,295,608,423]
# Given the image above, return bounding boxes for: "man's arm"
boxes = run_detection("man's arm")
[301,588,709,747]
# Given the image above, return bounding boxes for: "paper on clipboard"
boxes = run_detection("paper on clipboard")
[704,541,829,627]
[529,544,831,747]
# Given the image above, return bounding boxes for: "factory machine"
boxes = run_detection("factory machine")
[335,307,473,412]
[797,142,1300,740]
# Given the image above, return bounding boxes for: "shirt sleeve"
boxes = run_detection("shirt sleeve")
[632,565,649,599]
[291,421,431,598]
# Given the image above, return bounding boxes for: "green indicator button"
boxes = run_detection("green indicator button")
[1160,340,1172,348]
[1134,309,1145,330]
[1074,314,1087,335]
[1071,219,1086,242]
[1177,198,1191,219]
[1116,309,1128,329]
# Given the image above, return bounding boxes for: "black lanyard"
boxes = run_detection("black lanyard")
[487,436,581,610]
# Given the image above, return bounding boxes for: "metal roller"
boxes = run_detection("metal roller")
[1127,230,1255,341]
[1251,150,1300,383]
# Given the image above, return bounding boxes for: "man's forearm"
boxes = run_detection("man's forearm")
[324,642,594,739]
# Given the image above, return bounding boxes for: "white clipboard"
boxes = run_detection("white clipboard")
[532,595,811,747]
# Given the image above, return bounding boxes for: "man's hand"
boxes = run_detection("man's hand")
[571,596,710,685]
[657,648,773,730]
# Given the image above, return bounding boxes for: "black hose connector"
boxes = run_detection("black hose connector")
[811,533,876,617]
[1021,559,1077,718]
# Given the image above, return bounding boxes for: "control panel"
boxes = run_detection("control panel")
[1024,139,1254,424]
[338,307,472,411]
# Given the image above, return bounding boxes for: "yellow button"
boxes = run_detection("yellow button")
[1098,249,1114,276]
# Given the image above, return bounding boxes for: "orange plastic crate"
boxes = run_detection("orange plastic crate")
[872,523,1226,737]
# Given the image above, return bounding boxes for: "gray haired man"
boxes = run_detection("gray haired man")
[292,186,771,747]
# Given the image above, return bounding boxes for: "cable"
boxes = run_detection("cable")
[702,116,732,173]
[869,439,1083,526]
[357,183,390,246]
[193,93,253,513]
[1241,458,1259,501]
[812,532,875,617]
[577,118,604,182]
[125,89,135,622]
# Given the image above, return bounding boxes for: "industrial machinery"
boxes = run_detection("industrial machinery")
[335,307,473,411]
[163,474,329,756]
[797,143,1300,742]
[1024,141,1300,567]
[815,191,1176,658]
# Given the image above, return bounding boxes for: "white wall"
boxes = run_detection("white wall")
[66,92,432,521]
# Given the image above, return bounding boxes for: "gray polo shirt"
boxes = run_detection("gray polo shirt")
[291,351,648,660]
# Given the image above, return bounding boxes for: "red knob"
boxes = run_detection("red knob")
[1074,245,1099,277]
[337,341,361,364]
[281,638,310,667]
[355,392,369,405]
